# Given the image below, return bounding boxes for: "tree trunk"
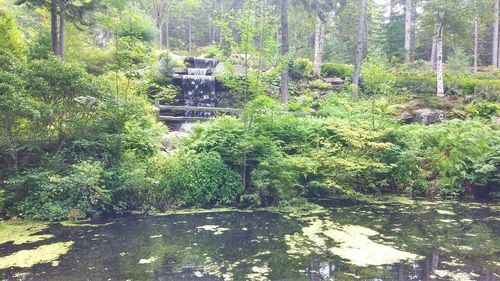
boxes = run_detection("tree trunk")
[404,0,412,63]
[165,17,170,49]
[474,20,479,73]
[313,14,325,77]
[431,37,437,69]
[436,24,445,97]
[188,16,193,53]
[352,0,367,96]
[59,0,65,61]
[158,22,164,50]
[493,0,499,67]
[280,0,289,105]
[51,0,59,56]
[219,0,224,44]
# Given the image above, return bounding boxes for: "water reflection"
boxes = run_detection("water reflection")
[0,199,498,281]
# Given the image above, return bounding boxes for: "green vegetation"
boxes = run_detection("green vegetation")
[0,0,498,222]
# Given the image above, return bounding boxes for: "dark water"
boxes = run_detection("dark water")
[1,199,499,281]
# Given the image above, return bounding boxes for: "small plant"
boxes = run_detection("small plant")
[447,46,471,73]
[290,58,313,79]
[159,152,244,207]
[321,63,353,79]
[308,79,332,90]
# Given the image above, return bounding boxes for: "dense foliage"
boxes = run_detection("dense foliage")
[0,0,498,221]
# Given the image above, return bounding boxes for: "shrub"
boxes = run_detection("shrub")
[159,152,244,207]
[105,153,165,212]
[394,120,500,197]
[460,101,500,119]
[362,64,397,95]
[290,58,313,79]
[7,161,110,221]
[321,63,353,79]
[447,46,471,72]
[0,9,26,58]
[250,156,303,205]
[308,79,332,90]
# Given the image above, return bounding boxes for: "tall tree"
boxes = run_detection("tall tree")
[313,13,325,77]
[280,0,289,105]
[59,0,65,60]
[138,0,174,50]
[352,0,367,96]
[51,0,59,56]
[493,0,499,67]
[16,0,96,59]
[430,36,437,68]
[404,0,412,63]
[422,0,474,96]
[474,20,479,72]
[436,21,444,96]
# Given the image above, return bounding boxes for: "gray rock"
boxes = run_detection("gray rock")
[413,108,446,125]
[213,62,227,75]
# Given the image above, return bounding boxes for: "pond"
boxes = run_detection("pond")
[1,198,499,280]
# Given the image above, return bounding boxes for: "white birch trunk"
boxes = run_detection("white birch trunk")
[436,25,445,97]
[404,0,412,63]
[474,20,479,73]
[352,0,367,96]
[313,14,325,77]
[431,37,437,69]
[493,0,499,67]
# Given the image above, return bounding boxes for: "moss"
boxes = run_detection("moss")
[59,221,115,227]
[0,220,52,245]
[0,241,73,269]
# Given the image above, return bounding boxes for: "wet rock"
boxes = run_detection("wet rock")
[174,68,213,75]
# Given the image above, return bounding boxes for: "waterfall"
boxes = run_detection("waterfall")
[188,68,208,76]
[182,66,216,118]
[191,57,218,68]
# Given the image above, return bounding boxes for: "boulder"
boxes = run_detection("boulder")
[213,62,227,75]
[413,108,446,125]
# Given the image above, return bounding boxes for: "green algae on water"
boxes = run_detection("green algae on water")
[0,220,52,245]
[196,225,230,235]
[0,241,74,269]
[283,204,422,267]
[60,220,115,227]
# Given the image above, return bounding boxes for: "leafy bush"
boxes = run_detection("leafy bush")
[321,63,353,79]
[308,79,332,90]
[110,36,154,71]
[394,120,499,197]
[290,58,313,79]
[159,152,243,207]
[0,53,165,219]
[250,156,302,205]
[7,161,110,221]
[459,101,500,119]
[0,9,26,58]
[362,64,397,95]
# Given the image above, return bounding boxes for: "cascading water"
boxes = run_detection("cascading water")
[182,66,216,118]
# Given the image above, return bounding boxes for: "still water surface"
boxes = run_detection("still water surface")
[1,198,499,280]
